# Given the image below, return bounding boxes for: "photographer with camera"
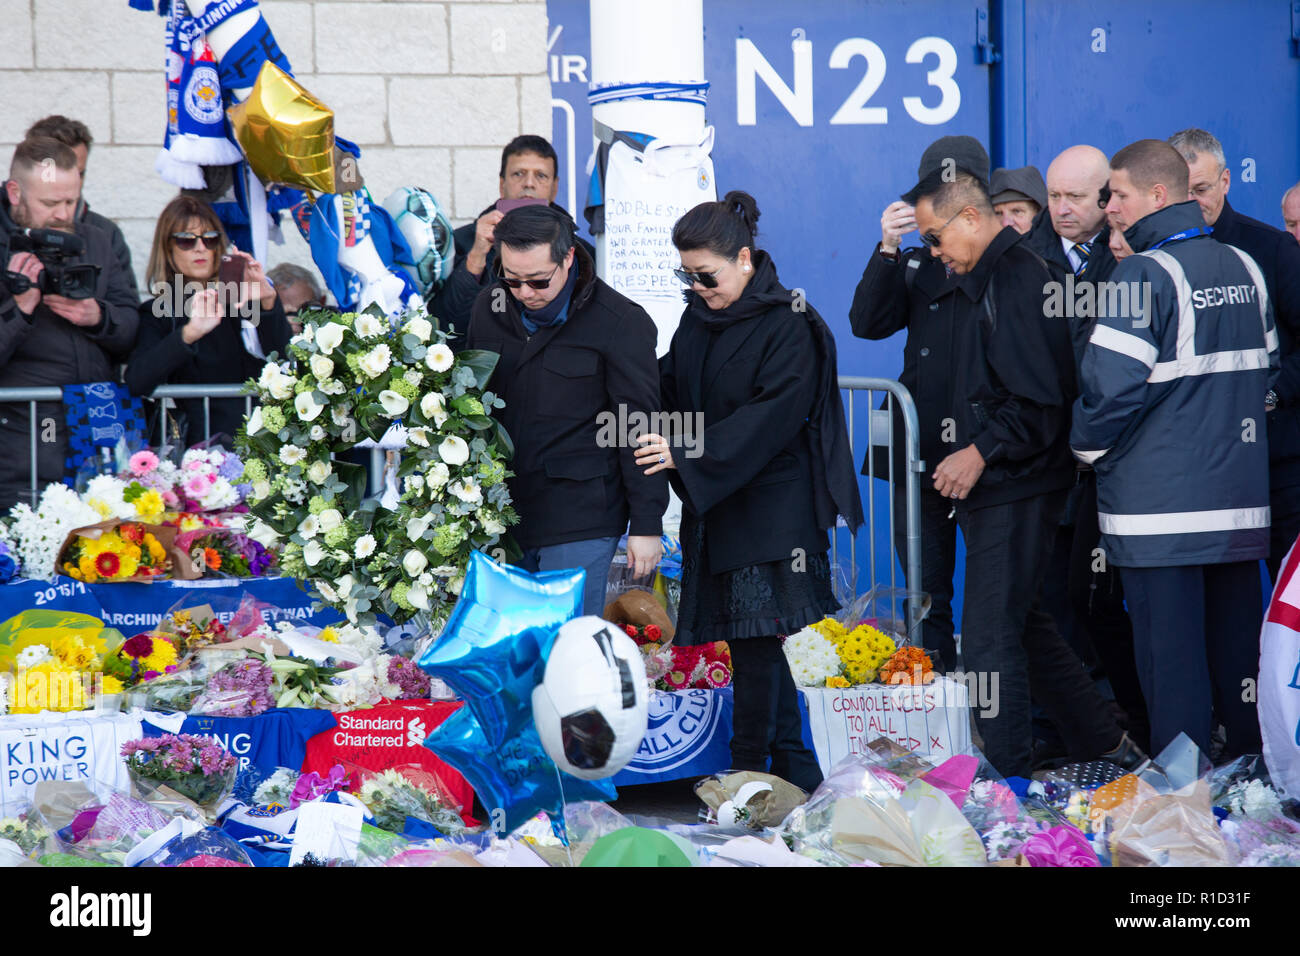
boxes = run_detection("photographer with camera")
[0,137,139,509]
[125,195,290,449]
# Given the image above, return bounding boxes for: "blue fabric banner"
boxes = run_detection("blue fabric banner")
[0,576,345,634]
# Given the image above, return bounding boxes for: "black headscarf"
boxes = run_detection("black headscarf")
[686,250,864,531]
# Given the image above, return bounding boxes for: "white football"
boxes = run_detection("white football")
[382,186,454,295]
[532,615,649,780]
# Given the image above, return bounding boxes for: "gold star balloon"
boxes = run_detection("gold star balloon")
[227,61,336,194]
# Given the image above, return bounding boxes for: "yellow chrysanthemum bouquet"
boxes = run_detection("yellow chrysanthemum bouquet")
[808,617,899,686]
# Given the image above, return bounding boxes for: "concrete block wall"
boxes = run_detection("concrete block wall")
[0,0,553,297]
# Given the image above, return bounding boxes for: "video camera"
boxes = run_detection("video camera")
[4,227,101,300]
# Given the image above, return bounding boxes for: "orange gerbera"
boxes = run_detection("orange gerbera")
[204,547,222,571]
[879,646,935,685]
[120,523,144,545]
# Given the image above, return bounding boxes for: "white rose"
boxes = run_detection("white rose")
[407,514,432,541]
[258,363,281,391]
[449,478,482,505]
[426,462,450,489]
[295,391,326,422]
[355,313,385,339]
[310,354,334,380]
[316,323,346,354]
[425,344,454,373]
[280,444,308,465]
[303,540,326,567]
[355,534,376,559]
[477,509,506,535]
[405,474,426,493]
[358,344,392,379]
[407,427,430,447]
[298,514,320,539]
[252,479,272,500]
[246,406,264,436]
[420,392,449,426]
[405,316,433,343]
[309,425,326,442]
[450,575,465,596]
[402,549,428,578]
[418,572,433,587]
[403,369,423,388]
[268,372,296,401]
[379,389,410,417]
[319,508,343,532]
[306,460,332,485]
[438,435,469,466]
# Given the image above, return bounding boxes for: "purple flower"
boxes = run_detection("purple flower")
[218,453,244,480]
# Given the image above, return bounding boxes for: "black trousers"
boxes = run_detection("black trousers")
[728,636,823,793]
[956,490,1123,778]
[1067,470,1150,751]
[1120,561,1263,759]
[1267,501,1300,584]
[892,486,958,671]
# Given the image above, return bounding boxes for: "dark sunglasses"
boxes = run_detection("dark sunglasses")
[501,264,560,290]
[918,209,964,249]
[172,230,221,251]
[673,267,719,289]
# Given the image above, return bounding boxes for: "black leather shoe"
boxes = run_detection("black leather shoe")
[1100,732,1149,773]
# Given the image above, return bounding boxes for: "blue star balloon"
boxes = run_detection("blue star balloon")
[418,552,616,834]
[418,552,584,746]
[424,703,616,836]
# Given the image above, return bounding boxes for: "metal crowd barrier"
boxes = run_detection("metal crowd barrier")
[0,384,387,505]
[836,376,925,640]
[0,378,925,634]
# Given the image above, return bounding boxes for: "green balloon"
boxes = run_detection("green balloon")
[579,828,695,868]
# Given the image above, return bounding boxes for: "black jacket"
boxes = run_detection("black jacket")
[0,195,140,509]
[1211,198,1300,505]
[952,227,1079,508]
[464,243,666,550]
[1023,206,1117,367]
[125,286,291,448]
[849,242,957,491]
[852,230,1076,509]
[79,200,138,302]
[661,251,863,575]
[428,201,596,341]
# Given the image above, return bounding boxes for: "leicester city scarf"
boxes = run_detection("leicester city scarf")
[61,383,148,486]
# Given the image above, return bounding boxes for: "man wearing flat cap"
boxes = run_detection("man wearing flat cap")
[990,166,1047,235]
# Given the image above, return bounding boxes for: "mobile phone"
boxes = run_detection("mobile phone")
[218,255,246,287]
[495,197,549,214]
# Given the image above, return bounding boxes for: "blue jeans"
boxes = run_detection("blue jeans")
[518,536,621,617]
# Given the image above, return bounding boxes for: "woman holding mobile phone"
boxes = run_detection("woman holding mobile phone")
[127,195,292,448]
[635,191,863,793]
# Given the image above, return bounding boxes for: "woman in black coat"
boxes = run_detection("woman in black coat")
[126,195,292,448]
[636,191,863,793]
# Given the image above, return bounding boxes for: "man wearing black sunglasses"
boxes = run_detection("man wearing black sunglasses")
[904,166,1142,779]
[463,204,667,616]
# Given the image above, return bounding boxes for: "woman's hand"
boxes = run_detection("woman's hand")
[230,248,277,312]
[182,287,224,344]
[635,433,676,475]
